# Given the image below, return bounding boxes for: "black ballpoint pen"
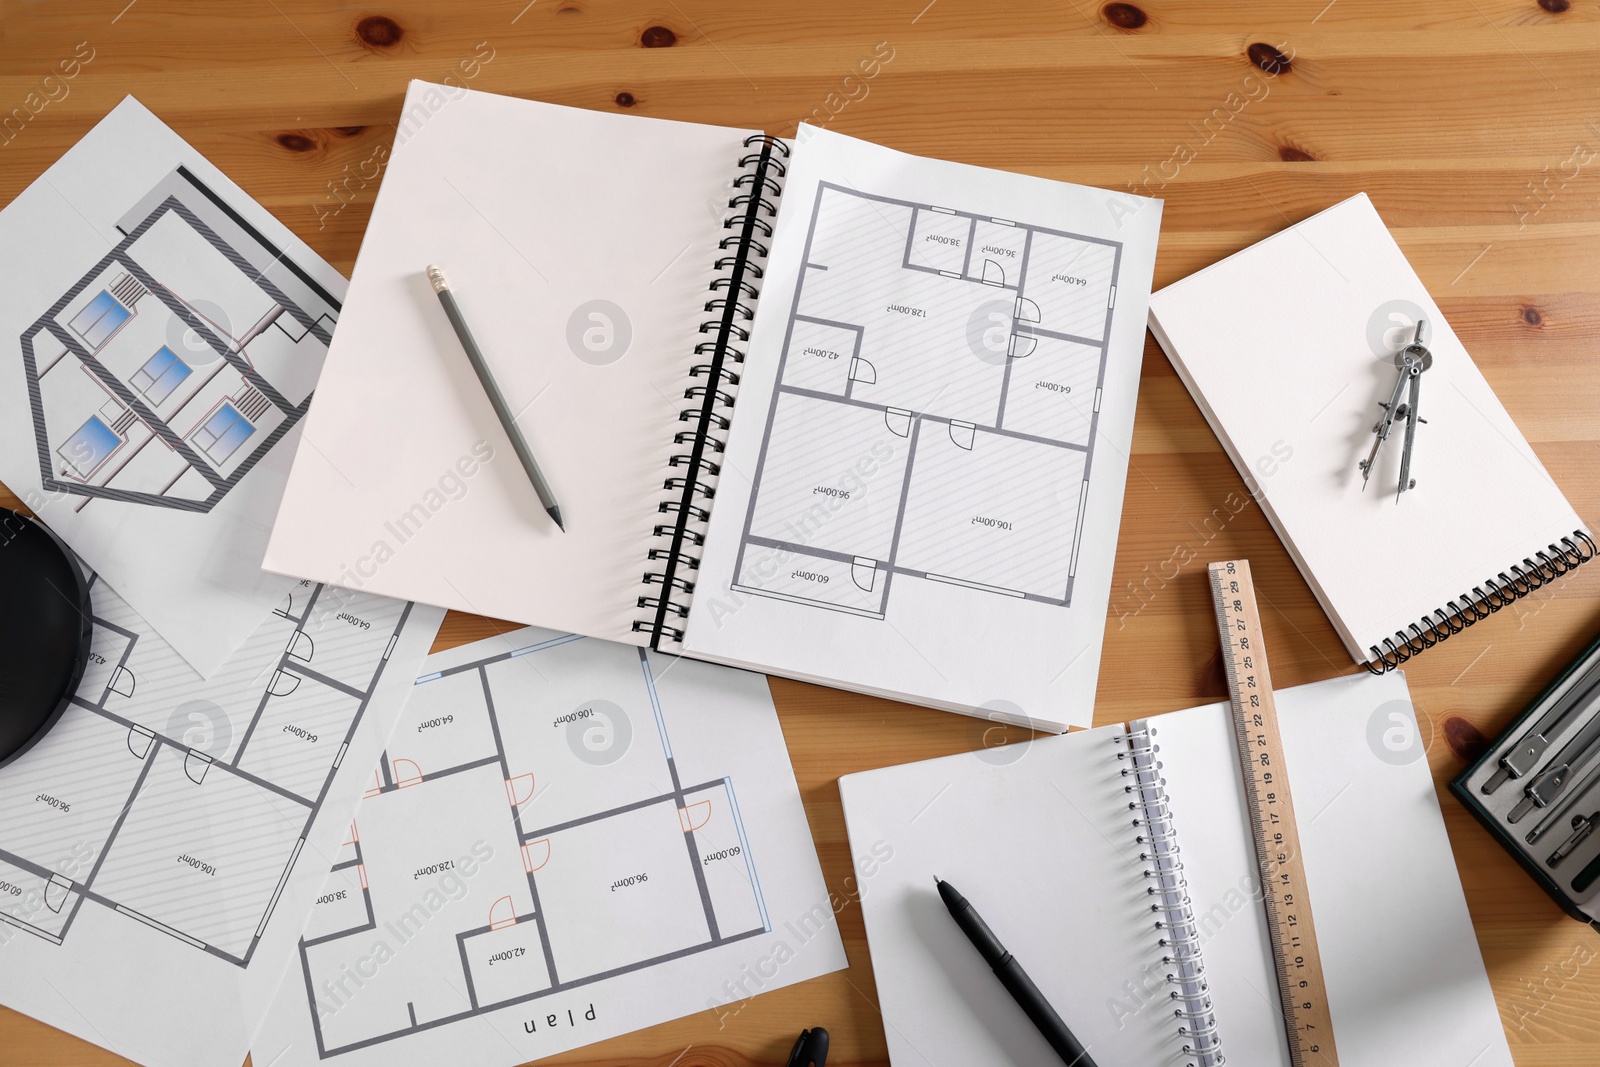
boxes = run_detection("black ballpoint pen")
[937,877,1098,1067]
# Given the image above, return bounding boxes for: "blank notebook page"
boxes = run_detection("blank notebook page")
[840,728,1199,1066]
[264,82,756,641]
[1148,194,1584,663]
[1153,672,1510,1067]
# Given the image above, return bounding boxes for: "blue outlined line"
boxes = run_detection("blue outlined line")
[418,633,587,685]
[723,776,770,932]
[509,633,586,658]
[638,647,674,763]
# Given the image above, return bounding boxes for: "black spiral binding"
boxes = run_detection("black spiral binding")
[633,134,789,647]
[1365,530,1597,674]
[1119,724,1225,1067]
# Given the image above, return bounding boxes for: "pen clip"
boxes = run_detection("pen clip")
[786,1026,830,1067]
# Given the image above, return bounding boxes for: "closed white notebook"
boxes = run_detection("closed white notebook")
[839,673,1511,1067]
[1148,194,1590,668]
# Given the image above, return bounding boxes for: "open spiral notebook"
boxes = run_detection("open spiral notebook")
[839,672,1511,1066]
[263,82,1164,730]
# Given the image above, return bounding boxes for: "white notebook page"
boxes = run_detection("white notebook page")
[839,728,1184,1065]
[1149,194,1584,664]
[265,83,756,642]
[1154,672,1510,1067]
[686,126,1162,727]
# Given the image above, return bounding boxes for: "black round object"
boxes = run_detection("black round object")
[0,509,92,769]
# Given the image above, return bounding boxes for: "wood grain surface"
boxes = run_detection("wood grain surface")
[3,1,1599,1064]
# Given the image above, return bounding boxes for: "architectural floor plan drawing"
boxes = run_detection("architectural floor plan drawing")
[0,97,351,676]
[733,182,1122,618]
[0,570,441,1067]
[22,164,337,514]
[687,127,1161,727]
[255,630,845,1067]
[0,578,416,962]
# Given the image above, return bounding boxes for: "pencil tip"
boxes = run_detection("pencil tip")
[548,506,565,532]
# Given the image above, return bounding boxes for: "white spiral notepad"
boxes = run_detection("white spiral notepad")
[839,673,1510,1066]
[1149,194,1591,672]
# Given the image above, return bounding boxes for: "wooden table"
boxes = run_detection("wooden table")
[3,1,1599,1064]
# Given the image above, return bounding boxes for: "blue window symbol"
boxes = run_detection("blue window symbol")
[67,291,132,350]
[130,346,192,405]
[192,403,255,465]
[57,415,123,477]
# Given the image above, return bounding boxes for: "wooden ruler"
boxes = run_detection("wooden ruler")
[1207,560,1340,1067]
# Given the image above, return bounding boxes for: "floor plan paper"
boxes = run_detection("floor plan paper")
[685,126,1162,729]
[0,96,347,675]
[252,630,846,1067]
[0,573,442,1067]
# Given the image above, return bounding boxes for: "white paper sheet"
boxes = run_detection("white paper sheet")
[1149,194,1586,665]
[0,97,348,676]
[263,82,758,643]
[841,722,1176,1065]
[0,572,442,1067]
[685,126,1163,729]
[1156,672,1510,1067]
[251,630,845,1067]
[840,673,1511,1066]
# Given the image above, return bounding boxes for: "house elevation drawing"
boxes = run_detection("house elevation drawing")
[732,182,1123,617]
[0,576,431,967]
[19,165,338,514]
[293,637,771,1057]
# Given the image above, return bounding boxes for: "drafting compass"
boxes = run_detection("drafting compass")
[1359,318,1433,500]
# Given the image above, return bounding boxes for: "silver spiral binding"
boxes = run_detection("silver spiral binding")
[1365,529,1597,673]
[1119,721,1224,1067]
[632,133,789,647]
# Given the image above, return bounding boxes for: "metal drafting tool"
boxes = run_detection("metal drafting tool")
[1528,759,1600,846]
[1358,319,1432,500]
[1483,655,1600,795]
[1507,710,1600,824]
[1547,811,1600,868]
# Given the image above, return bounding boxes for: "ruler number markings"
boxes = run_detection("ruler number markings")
[1208,560,1340,1067]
